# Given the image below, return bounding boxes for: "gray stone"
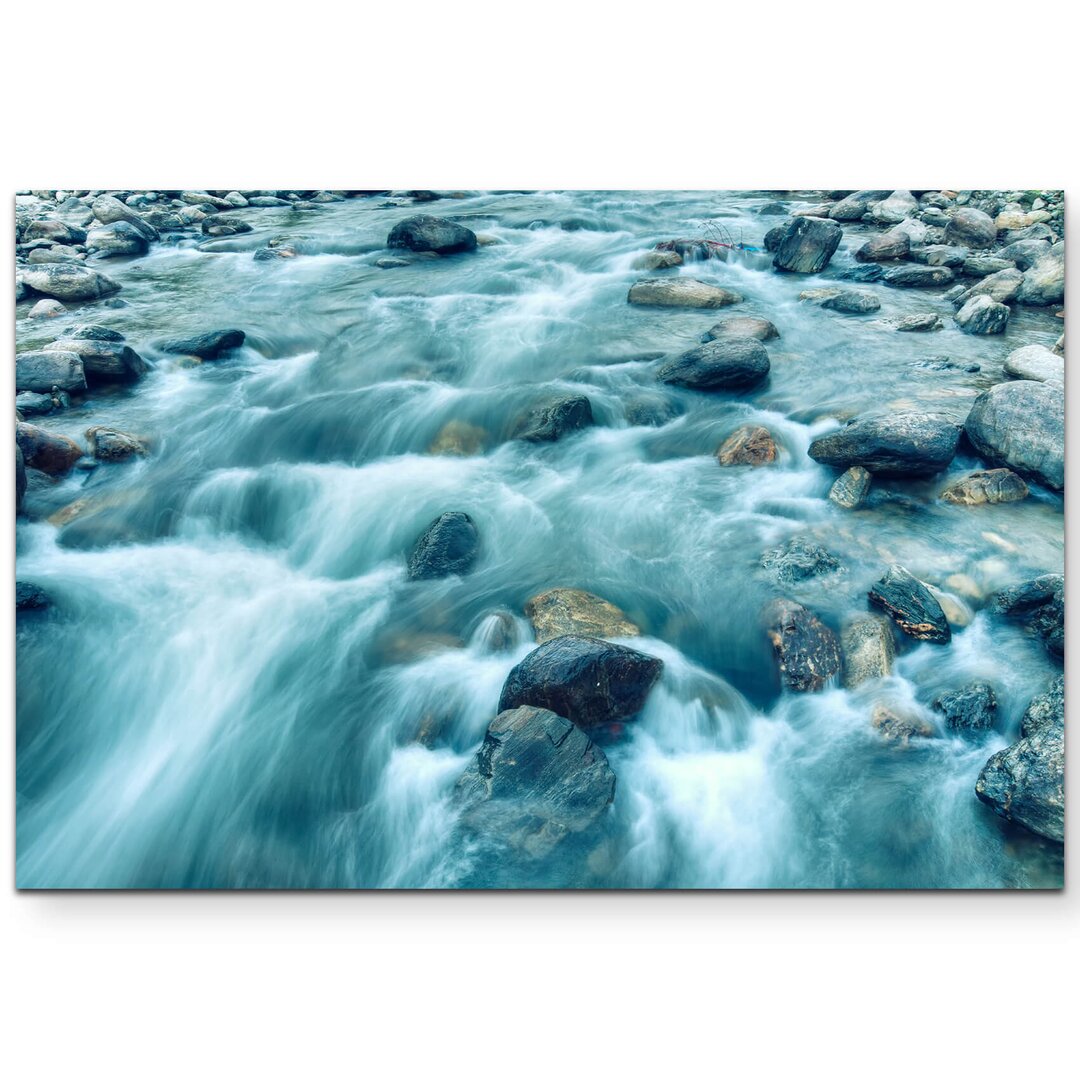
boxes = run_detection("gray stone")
[524,588,639,643]
[15,350,87,394]
[868,564,951,643]
[513,395,594,442]
[954,294,1009,334]
[944,207,996,248]
[657,337,770,391]
[764,599,841,692]
[387,216,477,254]
[1003,344,1064,384]
[829,465,872,508]
[809,413,960,476]
[157,328,245,359]
[772,217,843,273]
[933,682,997,734]
[893,314,941,332]
[820,290,881,314]
[17,262,121,301]
[883,264,955,288]
[46,337,147,383]
[407,511,480,580]
[940,469,1029,505]
[855,231,910,262]
[1016,243,1064,306]
[86,221,150,258]
[841,617,894,688]
[704,316,779,341]
[761,537,842,584]
[828,190,892,220]
[627,278,742,308]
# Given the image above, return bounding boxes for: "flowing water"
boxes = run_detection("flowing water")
[15,191,1064,888]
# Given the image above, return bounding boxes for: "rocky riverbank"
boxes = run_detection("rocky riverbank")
[14,188,1065,888]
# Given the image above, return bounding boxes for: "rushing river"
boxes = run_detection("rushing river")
[16,191,1064,888]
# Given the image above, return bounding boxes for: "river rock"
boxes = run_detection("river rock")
[16,391,62,417]
[809,413,960,476]
[954,294,1009,335]
[514,395,593,441]
[632,250,682,270]
[17,262,121,301]
[868,564,951,643]
[627,278,742,308]
[86,221,150,258]
[944,207,996,248]
[657,338,770,391]
[871,704,933,742]
[428,419,488,456]
[24,220,86,245]
[1016,242,1064,306]
[963,380,1063,490]
[829,190,892,220]
[16,581,52,612]
[940,469,1029,505]
[963,256,1015,278]
[933,682,997,734]
[453,706,616,859]
[772,217,842,273]
[716,424,778,466]
[15,350,87,394]
[705,316,779,341]
[993,574,1063,658]
[764,599,841,692]
[919,245,968,268]
[27,298,66,319]
[976,683,1064,843]
[960,268,1024,305]
[524,588,640,643]
[202,216,253,237]
[157,328,246,359]
[85,426,148,461]
[91,194,158,240]
[15,422,83,476]
[820,290,881,314]
[893,314,942,332]
[406,511,480,580]
[997,238,1050,271]
[841,616,894,688]
[828,465,872,508]
[870,190,918,224]
[883,265,954,288]
[1020,674,1064,739]
[386,216,477,254]
[761,537,841,584]
[1003,344,1063,384]
[498,634,663,729]
[46,337,147,383]
[855,231,910,262]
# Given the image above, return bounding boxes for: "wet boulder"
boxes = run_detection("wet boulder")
[17,262,121,301]
[386,215,477,254]
[764,599,841,692]
[406,511,479,580]
[870,190,918,224]
[627,278,742,308]
[828,465,872,509]
[868,564,951,643]
[940,469,1029,506]
[761,537,841,584]
[704,316,779,342]
[855,231,910,262]
[46,336,147,383]
[933,682,997,735]
[157,328,246,359]
[976,681,1064,843]
[716,424,778,466]
[16,581,52,612]
[892,314,942,332]
[944,207,996,249]
[657,337,770,391]
[91,194,159,240]
[1003,344,1063,384]
[453,706,616,859]
[23,219,86,245]
[202,216,253,237]
[27,298,67,319]
[524,588,640,644]
[498,634,663,729]
[86,221,150,258]
[917,245,968,268]
[958,268,1024,306]
[964,380,1063,491]
[883,264,954,288]
[772,217,842,273]
[428,419,488,456]
[85,426,148,462]
[954,294,1009,335]
[841,616,894,688]
[513,395,593,442]
[997,238,1050,271]
[820,290,881,314]
[993,574,1063,659]
[15,350,87,394]
[15,422,83,476]
[871,703,933,742]
[808,413,961,476]
[1016,242,1064,307]
[1020,674,1064,739]
[828,190,892,220]
[16,391,62,417]
[962,256,1014,277]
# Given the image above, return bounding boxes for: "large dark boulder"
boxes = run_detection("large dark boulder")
[657,337,769,391]
[933,682,997,734]
[764,599,841,692]
[498,634,663,729]
[387,215,477,254]
[514,395,593,442]
[17,262,121,301]
[808,413,961,476]
[86,221,150,258]
[868,564,951,643]
[157,328,246,359]
[15,422,83,476]
[976,678,1064,843]
[453,706,616,859]
[46,337,147,383]
[964,381,1063,491]
[772,217,842,273]
[993,574,1063,659]
[406,511,479,580]
[15,350,87,394]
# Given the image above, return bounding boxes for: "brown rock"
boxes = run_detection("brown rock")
[15,422,82,476]
[717,425,778,466]
[871,703,933,743]
[765,599,841,692]
[940,469,1029,506]
[524,588,640,644]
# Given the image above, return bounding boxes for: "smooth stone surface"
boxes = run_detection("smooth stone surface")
[704,316,779,341]
[883,264,954,288]
[893,313,941,332]
[944,207,996,248]
[406,511,480,580]
[954,294,1009,334]
[498,634,663,729]
[15,422,83,476]
[809,414,960,476]
[524,588,640,644]
[86,426,148,461]
[841,617,894,688]
[820,290,881,314]
[716,424,778,466]
[657,338,770,391]
[46,337,147,383]
[1003,344,1063,384]
[868,564,951,643]
[828,465,872,508]
[15,350,87,394]
[18,263,121,301]
[964,381,1064,490]
[386,216,477,254]
[157,329,245,359]
[627,278,742,308]
[940,469,1029,505]
[855,231,910,262]
[1016,243,1064,306]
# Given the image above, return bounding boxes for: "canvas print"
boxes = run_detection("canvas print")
[14,189,1064,889]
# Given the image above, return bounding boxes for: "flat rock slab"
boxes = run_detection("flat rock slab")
[940,469,1029,505]
[627,278,742,308]
[157,328,246,359]
[18,262,121,301]
[868,565,951,643]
